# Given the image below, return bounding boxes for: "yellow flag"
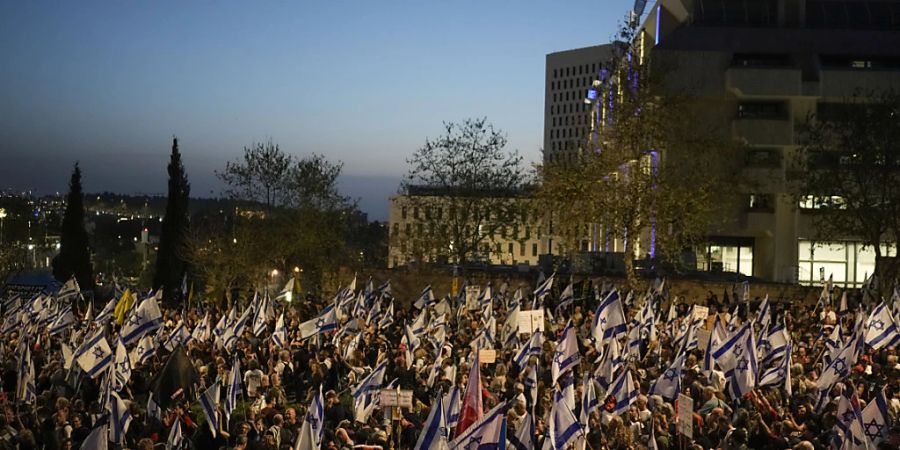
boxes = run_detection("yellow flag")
[114,288,135,325]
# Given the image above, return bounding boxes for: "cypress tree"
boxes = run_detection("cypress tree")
[153,137,191,304]
[52,163,94,289]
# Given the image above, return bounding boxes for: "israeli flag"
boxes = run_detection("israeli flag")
[817,326,864,393]
[548,387,582,450]
[225,358,242,424]
[557,282,575,311]
[295,386,325,450]
[444,385,461,429]
[221,306,253,350]
[80,422,109,450]
[592,289,627,342]
[833,390,868,450]
[756,295,771,329]
[379,301,395,328]
[108,391,132,444]
[551,322,580,385]
[56,277,80,301]
[212,309,230,338]
[513,331,542,368]
[758,321,789,366]
[502,306,521,349]
[113,339,132,391]
[727,322,758,400]
[166,418,183,450]
[580,376,600,426]
[163,321,192,352]
[75,330,113,378]
[131,334,157,367]
[759,343,792,397]
[120,294,163,345]
[595,336,622,390]
[298,306,337,339]
[449,402,507,450]
[865,302,899,350]
[606,369,638,415]
[191,313,210,343]
[861,388,890,445]
[508,412,534,450]
[650,351,686,401]
[414,285,436,310]
[95,298,116,325]
[17,348,36,404]
[352,360,388,400]
[711,322,751,374]
[532,273,554,308]
[272,313,287,348]
[413,395,449,450]
[478,284,493,306]
[199,381,221,438]
[252,296,270,336]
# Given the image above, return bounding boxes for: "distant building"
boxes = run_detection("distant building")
[387,187,547,269]
[546,0,900,286]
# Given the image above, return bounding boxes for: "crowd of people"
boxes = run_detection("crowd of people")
[0,275,899,450]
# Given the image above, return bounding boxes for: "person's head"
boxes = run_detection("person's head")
[272,414,283,427]
[136,438,154,450]
[285,408,297,424]
[234,435,248,449]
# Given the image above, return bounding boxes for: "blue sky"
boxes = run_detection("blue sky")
[0,1,628,219]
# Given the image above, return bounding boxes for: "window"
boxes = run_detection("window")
[508,243,514,254]
[532,243,538,256]
[748,194,774,212]
[392,223,399,236]
[737,102,785,119]
[798,195,846,210]
[413,207,419,219]
[732,53,789,67]
[746,148,782,167]
[405,223,411,235]
[436,207,442,220]
[520,242,526,256]
[401,207,407,220]
[795,240,892,287]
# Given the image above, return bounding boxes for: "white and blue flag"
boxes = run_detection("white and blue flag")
[865,302,899,350]
[272,313,287,348]
[225,358,242,424]
[120,294,163,346]
[444,385,461,429]
[606,368,638,415]
[551,322,580,385]
[592,290,627,342]
[650,351,686,401]
[296,386,325,450]
[352,360,388,400]
[548,390,582,450]
[861,388,890,445]
[199,381,221,438]
[131,334,157,367]
[413,395,449,450]
[108,391,132,445]
[298,305,337,339]
[75,329,113,378]
[163,321,192,352]
[449,402,507,450]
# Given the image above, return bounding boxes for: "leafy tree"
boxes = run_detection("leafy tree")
[153,137,191,304]
[794,90,900,290]
[192,142,357,299]
[538,20,742,285]
[52,163,95,289]
[217,140,292,210]
[399,118,530,265]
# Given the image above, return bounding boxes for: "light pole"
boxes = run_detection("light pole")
[0,208,6,244]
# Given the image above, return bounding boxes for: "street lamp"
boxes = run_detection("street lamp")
[0,208,6,243]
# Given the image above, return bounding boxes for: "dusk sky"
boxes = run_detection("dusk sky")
[0,1,628,220]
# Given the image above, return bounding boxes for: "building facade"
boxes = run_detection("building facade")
[545,0,900,286]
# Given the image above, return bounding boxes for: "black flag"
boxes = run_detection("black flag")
[150,346,199,409]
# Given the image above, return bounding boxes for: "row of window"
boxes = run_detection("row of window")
[550,103,591,116]
[549,127,589,141]
[807,1,900,30]
[398,206,542,224]
[797,240,895,288]
[391,222,544,241]
[553,63,601,80]
[551,76,599,92]
[552,115,590,127]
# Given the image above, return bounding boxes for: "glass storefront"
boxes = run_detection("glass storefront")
[797,240,895,287]
[697,238,754,277]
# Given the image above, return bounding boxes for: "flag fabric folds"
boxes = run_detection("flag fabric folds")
[449,402,507,450]
[298,305,338,339]
[551,322,580,385]
[199,381,221,438]
[120,294,163,345]
[455,350,484,438]
[413,395,449,450]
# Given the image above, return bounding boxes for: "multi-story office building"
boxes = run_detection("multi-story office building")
[545,0,900,286]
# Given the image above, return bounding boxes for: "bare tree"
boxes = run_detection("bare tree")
[399,118,531,265]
